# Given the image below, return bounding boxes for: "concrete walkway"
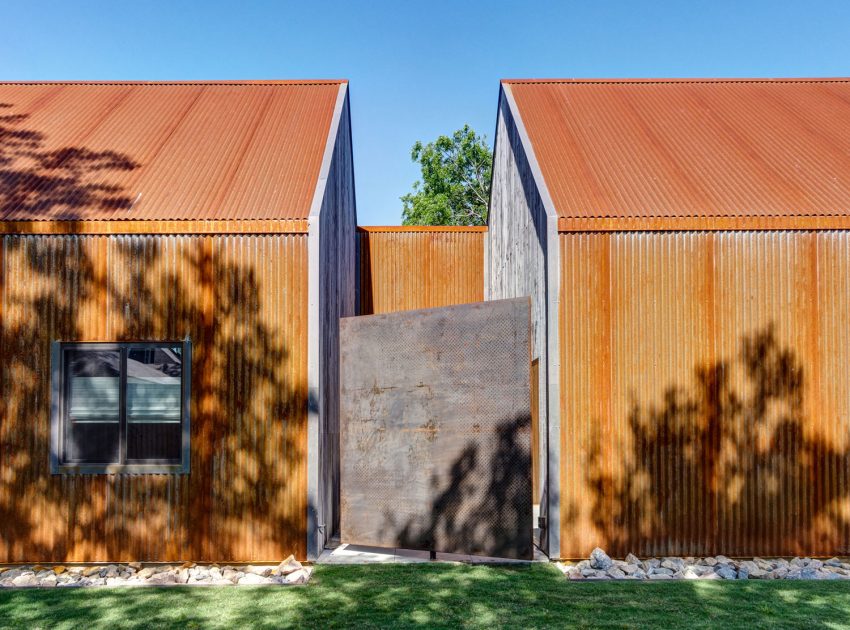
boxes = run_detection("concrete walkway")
[317,543,548,565]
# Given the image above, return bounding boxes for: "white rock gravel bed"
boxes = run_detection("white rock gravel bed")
[0,555,311,588]
[558,548,850,581]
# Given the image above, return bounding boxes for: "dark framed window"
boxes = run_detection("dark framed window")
[50,340,191,474]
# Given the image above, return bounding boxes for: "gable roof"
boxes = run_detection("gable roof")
[0,80,346,222]
[502,78,850,229]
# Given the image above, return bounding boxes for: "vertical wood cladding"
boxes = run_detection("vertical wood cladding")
[486,93,552,519]
[0,233,307,562]
[357,228,484,315]
[559,230,850,558]
[315,90,357,551]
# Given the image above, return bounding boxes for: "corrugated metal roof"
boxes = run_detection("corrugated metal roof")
[504,78,850,223]
[0,81,345,221]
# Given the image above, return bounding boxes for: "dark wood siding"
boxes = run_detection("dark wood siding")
[0,233,308,562]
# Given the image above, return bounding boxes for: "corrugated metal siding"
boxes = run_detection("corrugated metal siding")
[0,81,342,221]
[358,229,484,315]
[559,230,850,558]
[507,79,850,223]
[0,233,308,562]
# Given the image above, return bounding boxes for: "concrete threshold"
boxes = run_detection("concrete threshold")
[317,543,548,565]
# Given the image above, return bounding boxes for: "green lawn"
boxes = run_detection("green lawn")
[2,563,850,629]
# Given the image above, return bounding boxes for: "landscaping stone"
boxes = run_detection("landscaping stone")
[0,562,313,588]
[146,572,178,586]
[275,555,304,576]
[238,573,269,585]
[800,568,819,580]
[754,558,775,571]
[643,558,661,571]
[101,565,120,578]
[716,566,737,580]
[12,574,38,587]
[571,551,850,582]
[661,558,685,572]
[589,547,613,570]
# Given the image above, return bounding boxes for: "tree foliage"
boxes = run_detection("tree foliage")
[401,125,492,226]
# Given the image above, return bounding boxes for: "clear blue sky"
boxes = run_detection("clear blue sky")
[3,0,849,225]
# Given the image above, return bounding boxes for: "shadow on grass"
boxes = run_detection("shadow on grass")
[2,564,850,629]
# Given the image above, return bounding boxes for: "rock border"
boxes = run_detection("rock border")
[0,556,311,588]
[558,548,850,581]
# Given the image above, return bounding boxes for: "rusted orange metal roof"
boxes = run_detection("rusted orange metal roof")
[504,78,850,226]
[0,80,345,221]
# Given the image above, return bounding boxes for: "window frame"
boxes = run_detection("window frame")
[50,339,192,475]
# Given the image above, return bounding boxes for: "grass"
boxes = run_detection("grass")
[1,563,850,629]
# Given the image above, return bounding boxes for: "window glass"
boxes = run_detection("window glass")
[126,346,183,462]
[66,349,120,463]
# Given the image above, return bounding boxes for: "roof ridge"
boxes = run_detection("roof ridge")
[503,77,850,85]
[0,80,347,86]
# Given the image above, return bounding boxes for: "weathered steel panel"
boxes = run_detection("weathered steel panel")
[0,233,308,562]
[559,230,850,559]
[357,227,484,315]
[340,298,533,559]
[507,79,850,228]
[0,81,341,221]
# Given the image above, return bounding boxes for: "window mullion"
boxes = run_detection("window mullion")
[119,346,128,465]
[62,349,70,464]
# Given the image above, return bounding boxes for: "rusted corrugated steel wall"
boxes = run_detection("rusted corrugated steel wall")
[357,228,485,315]
[560,230,850,558]
[0,233,308,562]
[0,82,342,221]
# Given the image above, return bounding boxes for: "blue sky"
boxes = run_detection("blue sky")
[3,0,850,224]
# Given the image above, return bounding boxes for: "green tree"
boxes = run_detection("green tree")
[401,125,492,226]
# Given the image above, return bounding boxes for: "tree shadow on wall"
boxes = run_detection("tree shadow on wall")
[585,324,850,558]
[390,414,533,560]
[0,103,139,217]
[0,101,307,562]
